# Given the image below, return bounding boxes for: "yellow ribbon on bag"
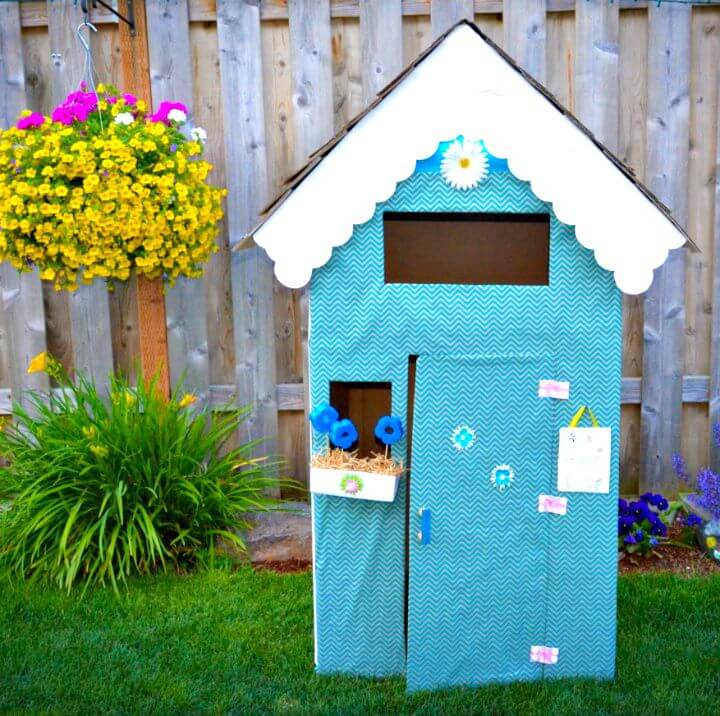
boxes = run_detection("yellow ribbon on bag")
[568,405,599,428]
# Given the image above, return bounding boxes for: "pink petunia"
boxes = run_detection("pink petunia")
[150,100,187,124]
[16,112,45,130]
[122,93,137,106]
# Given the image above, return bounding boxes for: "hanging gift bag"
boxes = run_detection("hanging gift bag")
[557,405,611,494]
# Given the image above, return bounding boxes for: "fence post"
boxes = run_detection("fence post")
[710,72,720,470]
[430,0,474,38]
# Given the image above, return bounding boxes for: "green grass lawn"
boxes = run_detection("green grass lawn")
[1,570,718,715]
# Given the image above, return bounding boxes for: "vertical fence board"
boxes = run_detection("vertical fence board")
[288,0,334,482]
[708,13,720,469]
[360,0,402,106]
[48,0,113,389]
[145,0,209,400]
[503,0,547,82]
[574,0,618,151]
[430,0,473,38]
[331,17,362,133]
[641,3,691,495]
[684,7,719,473]
[0,1,49,406]
[288,0,334,167]
[546,10,574,110]
[190,22,235,388]
[402,13,433,66]
[216,0,279,467]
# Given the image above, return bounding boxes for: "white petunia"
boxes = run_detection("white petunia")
[114,112,135,126]
[190,127,208,143]
[167,108,187,124]
[440,138,489,190]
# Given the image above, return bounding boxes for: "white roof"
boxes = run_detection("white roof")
[252,23,689,295]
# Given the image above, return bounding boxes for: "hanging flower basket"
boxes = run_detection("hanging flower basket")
[0,84,225,291]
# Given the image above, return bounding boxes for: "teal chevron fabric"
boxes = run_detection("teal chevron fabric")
[309,164,622,689]
[408,354,556,691]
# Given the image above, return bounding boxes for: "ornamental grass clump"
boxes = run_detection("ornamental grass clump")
[0,83,224,290]
[0,353,284,593]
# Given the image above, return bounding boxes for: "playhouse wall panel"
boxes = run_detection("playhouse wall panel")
[310,166,621,682]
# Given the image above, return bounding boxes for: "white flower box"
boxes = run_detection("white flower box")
[309,467,401,503]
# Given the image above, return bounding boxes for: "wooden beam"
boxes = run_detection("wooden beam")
[0,376,712,416]
[216,0,280,469]
[430,0,474,38]
[360,0,403,106]
[0,1,49,412]
[145,0,209,402]
[641,3,691,494]
[503,0,547,83]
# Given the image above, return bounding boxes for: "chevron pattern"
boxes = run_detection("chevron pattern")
[309,168,622,689]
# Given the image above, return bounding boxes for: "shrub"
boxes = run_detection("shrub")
[0,354,286,593]
[617,493,672,556]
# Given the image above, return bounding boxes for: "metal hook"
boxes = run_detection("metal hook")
[76,20,98,56]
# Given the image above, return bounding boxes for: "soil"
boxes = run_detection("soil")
[618,524,720,576]
[252,558,312,574]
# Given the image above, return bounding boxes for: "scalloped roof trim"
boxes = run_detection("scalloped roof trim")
[252,23,690,295]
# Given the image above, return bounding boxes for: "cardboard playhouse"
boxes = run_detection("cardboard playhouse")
[245,21,692,693]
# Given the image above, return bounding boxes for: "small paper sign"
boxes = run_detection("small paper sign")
[538,380,570,400]
[530,645,558,665]
[557,426,611,493]
[538,494,568,515]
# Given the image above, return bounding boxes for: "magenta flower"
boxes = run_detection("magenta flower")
[150,101,187,124]
[16,112,44,130]
[122,93,137,106]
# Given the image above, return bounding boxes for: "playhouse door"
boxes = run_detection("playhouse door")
[407,354,555,693]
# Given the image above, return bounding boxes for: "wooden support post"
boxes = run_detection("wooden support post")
[640,3,691,495]
[116,0,171,396]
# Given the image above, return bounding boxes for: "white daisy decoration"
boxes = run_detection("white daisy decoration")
[440,139,489,190]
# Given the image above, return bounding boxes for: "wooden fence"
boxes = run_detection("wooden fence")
[0,0,719,495]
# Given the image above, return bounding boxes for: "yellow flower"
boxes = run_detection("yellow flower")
[708,536,718,550]
[27,351,48,374]
[178,393,198,408]
[82,425,97,439]
[89,444,108,459]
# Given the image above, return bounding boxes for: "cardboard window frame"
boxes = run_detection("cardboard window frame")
[383,211,550,286]
[329,381,392,458]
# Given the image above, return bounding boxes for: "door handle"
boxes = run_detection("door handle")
[417,507,431,545]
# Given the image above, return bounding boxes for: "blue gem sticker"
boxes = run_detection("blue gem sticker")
[452,424,476,451]
[490,464,514,491]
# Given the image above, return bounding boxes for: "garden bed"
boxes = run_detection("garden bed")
[619,524,720,576]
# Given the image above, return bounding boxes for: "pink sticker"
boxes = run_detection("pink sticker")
[538,494,568,515]
[530,645,559,665]
[538,380,570,400]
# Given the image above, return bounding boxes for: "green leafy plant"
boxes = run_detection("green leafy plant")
[0,354,289,593]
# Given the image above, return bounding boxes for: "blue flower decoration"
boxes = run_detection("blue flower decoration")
[451,424,475,451]
[329,419,358,450]
[309,402,339,434]
[374,415,404,446]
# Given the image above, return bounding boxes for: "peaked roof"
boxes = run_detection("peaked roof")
[246,20,694,295]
